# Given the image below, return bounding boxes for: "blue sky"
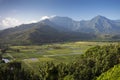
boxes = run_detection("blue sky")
[0,0,120,29]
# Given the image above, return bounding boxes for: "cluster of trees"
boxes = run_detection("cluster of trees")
[0,44,9,61]
[0,44,120,80]
[0,61,39,80]
[38,44,120,80]
[0,44,20,63]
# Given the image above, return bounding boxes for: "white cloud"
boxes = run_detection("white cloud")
[30,20,37,23]
[25,20,38,24]
[41,16,50,20]
[40,15,57,21]
[0,15,56,30]
[0,17,22,29]
[0,17,39,30]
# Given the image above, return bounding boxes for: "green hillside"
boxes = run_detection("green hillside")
[97,64,120,80]
[0,22,96,45]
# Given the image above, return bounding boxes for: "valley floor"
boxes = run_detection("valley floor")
[2,41,118,70]
[1,41,120,80]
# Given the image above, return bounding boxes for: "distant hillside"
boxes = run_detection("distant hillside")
[0,15,120,45]
[97,64,120,80]
[48,15,120,34]
[0,22,95,45]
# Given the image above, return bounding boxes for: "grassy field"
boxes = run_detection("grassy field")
[2,41,118,73]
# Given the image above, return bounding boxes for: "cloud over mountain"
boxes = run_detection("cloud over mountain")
[0,17,22,29]
[40,16,50,20]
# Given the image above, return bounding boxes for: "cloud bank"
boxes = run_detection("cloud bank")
[0,15,56,30]
[0,17,22,29]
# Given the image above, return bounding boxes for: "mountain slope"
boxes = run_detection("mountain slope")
[45,15,120,34]
[0,23,64,45]
[49,16,78,31]
[89,15,120,34]
[0,15,120,45]
[76,15,120,34]
[0,21,95,45]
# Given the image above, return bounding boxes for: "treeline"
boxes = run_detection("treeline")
[0,44,120,80]
[38,44,120,80]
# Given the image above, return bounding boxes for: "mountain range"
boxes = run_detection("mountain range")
[0,15,120,45]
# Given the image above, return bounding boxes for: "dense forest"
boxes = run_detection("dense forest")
[0,44,120,80]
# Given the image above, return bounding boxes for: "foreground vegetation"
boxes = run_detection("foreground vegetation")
[0,42,120,80]
[97,64,120,80]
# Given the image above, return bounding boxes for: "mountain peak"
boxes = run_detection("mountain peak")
[96,15,105,18]
[93,15,107,19]
[91,15,109,22]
